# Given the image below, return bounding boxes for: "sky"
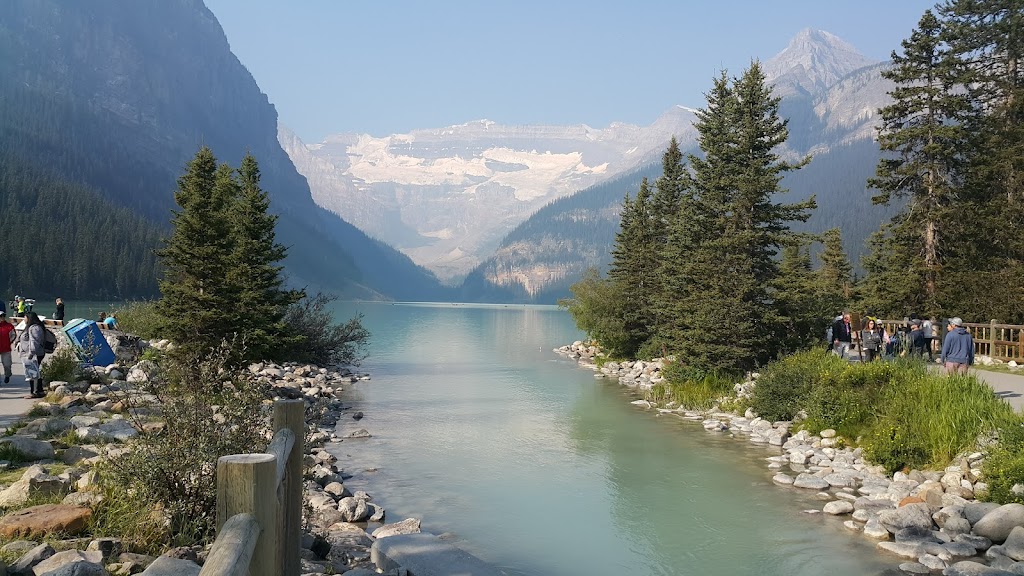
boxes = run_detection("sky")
[205,0,938,143]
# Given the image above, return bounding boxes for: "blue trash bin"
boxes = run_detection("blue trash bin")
[62,318,116,367]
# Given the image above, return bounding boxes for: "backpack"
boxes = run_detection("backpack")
[42,327,57,354]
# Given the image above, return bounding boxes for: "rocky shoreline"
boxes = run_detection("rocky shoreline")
[0,334,428,576]
[556,341,1024,576]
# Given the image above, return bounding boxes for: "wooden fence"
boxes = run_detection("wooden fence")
[199,399,305,576]
[875,319,1024,362]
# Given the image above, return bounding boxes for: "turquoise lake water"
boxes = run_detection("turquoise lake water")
[326,302,893,576]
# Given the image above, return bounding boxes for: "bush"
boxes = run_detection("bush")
[283,292,369,367]
[41,345,83,383]
[646,361,735,410]
[864,371,1014,473]
[113,301,162,339]
[750,349,843,421]
[982,416,1024,504]
[97,347,271,549]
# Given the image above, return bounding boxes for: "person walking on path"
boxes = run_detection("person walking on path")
[17,312,45,398]
[941,317,975,375]
[922,317,936,361]
[0,312,15,384]
[53,298,64,322]
[832,312,854,358]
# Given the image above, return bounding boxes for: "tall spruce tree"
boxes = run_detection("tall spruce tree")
[607,178,657,357]
[774,240,823,353]
[941,0,1024,321]
[157,147,240,356]
[818,228,853,314]
[864,10,969,317]
[230,153,304,361]
[665,64,814,372]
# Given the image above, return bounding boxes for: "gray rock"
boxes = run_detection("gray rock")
[32,549,104,575]
[793,473,830,490]
[878,541,924,558]
[942,560,1018,575]
[865,518,892,540]
[879,503,935,534]
[772,473,794,485]
[823,501,854,515]
[0,437,55,461]
[896,526,939,543]
[919,553,947,571]
[1005,526,1024,561]
[368,503,385,523]
[974,504,1024,543]
[10,543,55,575]
[338,497,371,523]
[944,517,973,536]
[59,446,99,466]
[955,534,994,551]
[346,429,371,439]
[899,562,931,574]
[943,541,980,560]
[138,556,200,576]
[966,502,1003,525]
[371,518,422,539]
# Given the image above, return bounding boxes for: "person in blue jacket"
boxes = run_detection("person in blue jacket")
[941,317,975,375]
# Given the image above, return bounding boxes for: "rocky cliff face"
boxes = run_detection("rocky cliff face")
[0,0,442,299]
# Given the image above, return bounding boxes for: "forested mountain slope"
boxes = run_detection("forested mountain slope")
[0,0,446,300]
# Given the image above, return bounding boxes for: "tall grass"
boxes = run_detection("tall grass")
[750,350,1016,474]
[113,300,162,339]
[646,362,735,410]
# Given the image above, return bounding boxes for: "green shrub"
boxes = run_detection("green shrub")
[982,416,1024,504]
[283,293,369,366]
[113,300,162,339]
[865,372,1013,473]
[646,361,735,410]
[41,346,83,383]
[750,349,843,421]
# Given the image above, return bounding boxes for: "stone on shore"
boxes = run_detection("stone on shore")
[0,504,92,538]
[823,501,854,515]
[879,503,934,534]
[973,504,1024,543]
[372,517,422,539]
[138,556,200,576]
[10,543,55,574]
[793,473,830,490]
[31,549,104,575]
[338,497,371,523]
[942,560,1019,575]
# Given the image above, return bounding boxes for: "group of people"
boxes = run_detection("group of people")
[830,312,976,374]
[0,296,64,321]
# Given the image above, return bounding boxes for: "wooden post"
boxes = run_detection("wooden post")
[273,399,305,576]
[990,319,998,359]
[199,513,260,576]
[1018,327,1023,361]
[217,453,277,576]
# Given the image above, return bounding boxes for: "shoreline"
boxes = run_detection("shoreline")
[555,341,1024,576]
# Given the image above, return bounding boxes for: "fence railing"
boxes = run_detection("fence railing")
[199,399,305,576]
[876,319,1024,362]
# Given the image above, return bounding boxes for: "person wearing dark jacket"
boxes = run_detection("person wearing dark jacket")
[832,312,853,358]
[18,312,46,398]
[53,298,64,321]
[908,319,926,357]
[941,317,975,375]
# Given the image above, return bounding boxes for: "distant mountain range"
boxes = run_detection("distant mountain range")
[0,0,447,301]
[286,28,897,300]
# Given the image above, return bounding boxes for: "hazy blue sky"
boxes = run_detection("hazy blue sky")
[205,0,937,142]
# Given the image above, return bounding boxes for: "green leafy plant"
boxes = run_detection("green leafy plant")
[981,416,1024,504]
[41,346,83,384]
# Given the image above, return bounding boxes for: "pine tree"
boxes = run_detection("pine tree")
[818,228,853,314]
[157,147,242,357]
[229,153,304,362]
[865,10,969,317]
[774,239,822,353]
[664,64,814,372]
[607,178,657,357]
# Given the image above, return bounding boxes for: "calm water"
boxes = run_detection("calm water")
[327,302,892,576]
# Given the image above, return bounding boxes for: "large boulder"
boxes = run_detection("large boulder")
[10,543,55,574]
[942,560,1019,575]
[31,549,105,575]
[879,503,935,534]
[138,556,200,576]
[965,502,1002,525]
[973,504,1024,544]
[0,505,92,538]
[338,497,371,523]
[1003,525,1024,561]
[371,518,421,539]
[0,437,55,461]
[0,467,70,507]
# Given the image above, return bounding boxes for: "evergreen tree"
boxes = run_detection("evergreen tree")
[818,228,854,314]
[864,10,969,317]
[607,178,657,357]
[229,153,304,362]
[157,147,241,357]
[774,240,823,353]
[666,64,814,372]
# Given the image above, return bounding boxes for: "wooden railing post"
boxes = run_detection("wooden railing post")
[216,454,277,576]
[274,399,305,576]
